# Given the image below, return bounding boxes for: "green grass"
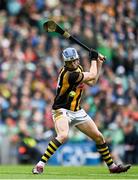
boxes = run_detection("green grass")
[0,165,138,179]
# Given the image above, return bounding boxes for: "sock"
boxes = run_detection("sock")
[96,143,114,167]
[40,138,62,164]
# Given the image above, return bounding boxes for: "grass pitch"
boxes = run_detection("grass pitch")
[0,165,138,179]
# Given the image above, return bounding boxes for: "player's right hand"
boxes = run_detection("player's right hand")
[89,48,99,60]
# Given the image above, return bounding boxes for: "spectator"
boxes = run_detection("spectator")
[122,119,138,164]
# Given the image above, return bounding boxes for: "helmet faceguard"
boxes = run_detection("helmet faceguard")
[62,48,79,62]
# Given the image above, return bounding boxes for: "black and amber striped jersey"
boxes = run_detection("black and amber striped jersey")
[52,65,84,111]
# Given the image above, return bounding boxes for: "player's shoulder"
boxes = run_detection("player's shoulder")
[67,66,83,77]
[78,65,83,72]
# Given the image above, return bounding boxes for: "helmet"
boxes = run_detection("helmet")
[62,47,79,62]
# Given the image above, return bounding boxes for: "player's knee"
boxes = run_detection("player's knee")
[57,132,68,143]
[95,132,104,144]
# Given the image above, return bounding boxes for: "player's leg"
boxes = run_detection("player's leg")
[39,116,69,163]
[76,120,131,173]
[76,120,114,166]
[32,109,69,174]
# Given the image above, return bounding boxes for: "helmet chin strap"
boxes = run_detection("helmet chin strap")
[64,64,78,71]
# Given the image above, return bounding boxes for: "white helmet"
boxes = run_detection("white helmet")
[62,47,79,62]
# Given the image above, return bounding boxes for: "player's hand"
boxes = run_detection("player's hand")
[98,53,106,62]
[89,48,99,60]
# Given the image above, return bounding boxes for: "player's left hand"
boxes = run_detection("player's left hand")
[98,53,106,62]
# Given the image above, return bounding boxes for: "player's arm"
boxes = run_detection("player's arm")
[82,60,98,84]
[85,58,104,86]
[82,52,105,86]
[69,52,105,86]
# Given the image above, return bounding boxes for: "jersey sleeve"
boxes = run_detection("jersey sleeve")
[68,72,84,85]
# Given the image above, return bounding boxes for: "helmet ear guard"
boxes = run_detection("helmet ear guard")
[62,48,79,62]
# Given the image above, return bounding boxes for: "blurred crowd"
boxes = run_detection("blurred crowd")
[0,0,138,164]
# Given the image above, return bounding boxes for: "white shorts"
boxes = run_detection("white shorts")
[52,108,92,126]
